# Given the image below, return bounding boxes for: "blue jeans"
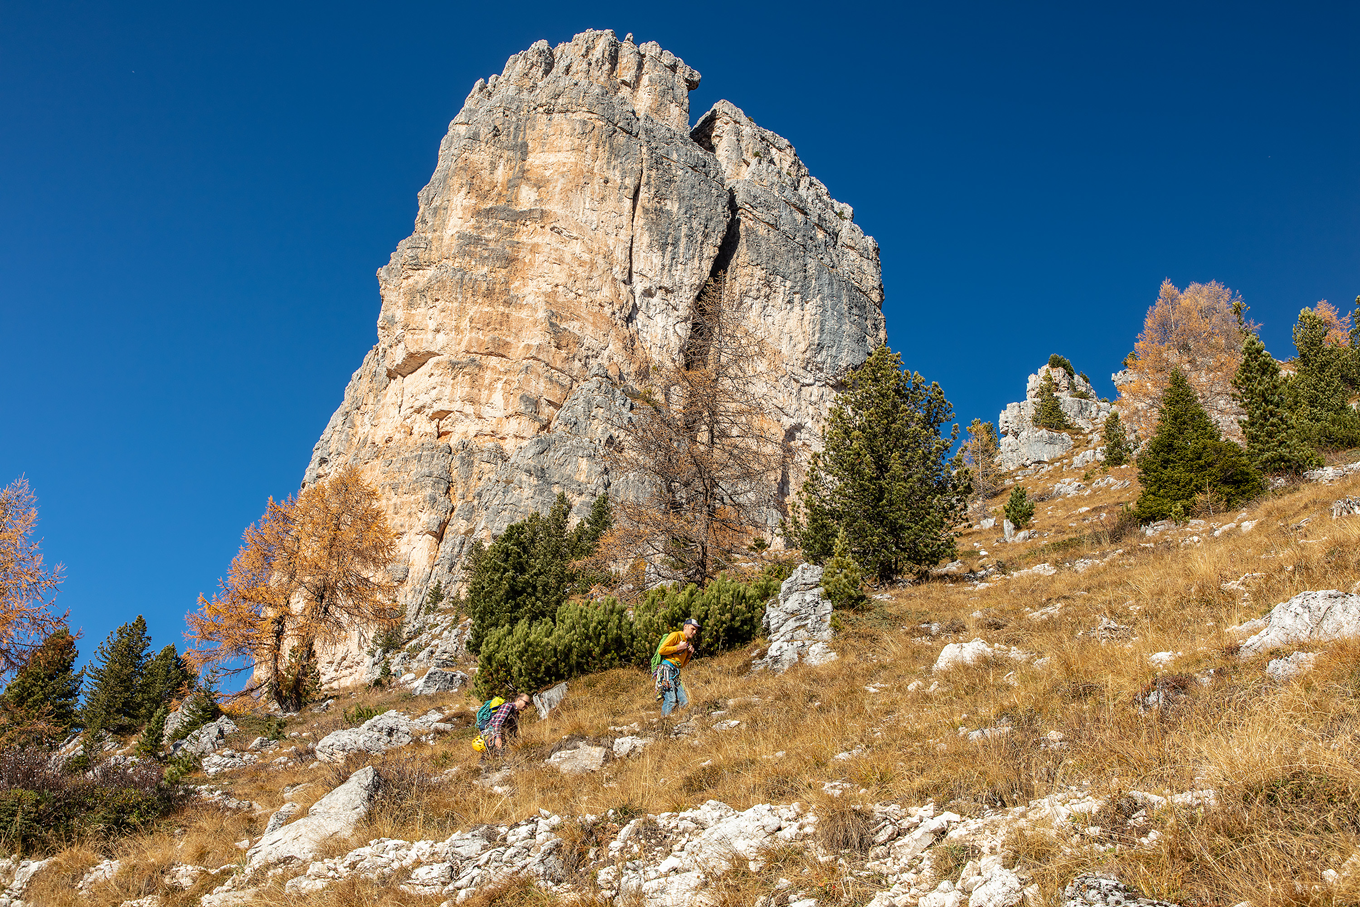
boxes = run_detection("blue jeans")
[662,676,688,716]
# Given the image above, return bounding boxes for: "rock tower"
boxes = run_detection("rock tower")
[305,30,886,683]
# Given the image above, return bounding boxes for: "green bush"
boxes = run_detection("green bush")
[473,572,780,699]
[1005,486,1035,529]
[0,749,186,854]
[823,531,868,611]
[1102,412,1133,467]
[1047,354,1076,380]
[344,705,387,726]
[1032,372,1073,430]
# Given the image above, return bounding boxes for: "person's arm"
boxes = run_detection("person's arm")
[658,632,688,659]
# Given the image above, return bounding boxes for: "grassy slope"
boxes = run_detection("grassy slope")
[34,446,1360,907]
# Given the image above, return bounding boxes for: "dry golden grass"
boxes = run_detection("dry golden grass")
[32,444,1360,906]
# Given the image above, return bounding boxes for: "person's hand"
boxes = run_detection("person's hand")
[678,641,689,651]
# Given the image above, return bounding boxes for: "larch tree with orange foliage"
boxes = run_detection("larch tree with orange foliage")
[187,466,399,710]
[0,478,65,676]
[1116,280,1247,443]
[609,273,784,586]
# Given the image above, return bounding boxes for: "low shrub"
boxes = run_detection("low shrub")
[0,748,186,854]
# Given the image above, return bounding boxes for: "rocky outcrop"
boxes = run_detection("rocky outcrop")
[170,716,236,759]
[754,564,836,672]
[1238,589,1360,658]
[246,766,383,870]
[998,365,1112,470]
[302,30,886,686]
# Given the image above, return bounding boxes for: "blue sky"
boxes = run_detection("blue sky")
[2,1,1357,671]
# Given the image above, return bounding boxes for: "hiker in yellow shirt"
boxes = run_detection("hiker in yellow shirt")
[654,618,699,716]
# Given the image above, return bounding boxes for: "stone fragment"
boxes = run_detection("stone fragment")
[533,682,569,718]
[171,716,237,758]
[246,766,383,869]
[411,669,467,696]
[264,801,302,834]
[1265,651,1317,681]
[314,711,413,763]
[163,864,205,891]
[754,564,835,673]
[76,859,120,894]
[546,744,607,774]
[934,639,994,672]
[612,736,650,758]
[1060,874,1180,906]
[1239,590,1360,658]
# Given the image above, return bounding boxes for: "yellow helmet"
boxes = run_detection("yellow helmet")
[472,734,487,752]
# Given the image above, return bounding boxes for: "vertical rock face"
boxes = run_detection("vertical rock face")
[305,30,885,685]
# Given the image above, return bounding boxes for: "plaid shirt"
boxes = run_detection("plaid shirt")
[486,701,518,741]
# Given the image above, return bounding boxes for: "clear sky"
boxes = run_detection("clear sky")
[3,1,1357,672]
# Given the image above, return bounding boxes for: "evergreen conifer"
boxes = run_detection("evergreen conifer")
[1032,371,1073,430]
[1233,329,1321,475]
[823,530,868,611]
[0,627,81,745]
[466,493,611,654]
[135,704,169,759]
[81,616,151,735]
[792,345,966,581]
[1135,369,1265,521]
[1287,307,1360,450]
[1004,486,1035,529]
[138,644,193,725]
[1102,413,1132,466]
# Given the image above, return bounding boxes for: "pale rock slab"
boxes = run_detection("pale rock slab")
[315,711,413,763]
[411,669,467,696]
[534,682,569,718]
[1061,873,1180,906]
[754,564,835,672]
[934,639,995,672]
[546,744,607,774]
[998,365,1111,470]
[1239,590,1360,658]
[298,29,886,686]
[171,716,236,758]
[246,766,383,869]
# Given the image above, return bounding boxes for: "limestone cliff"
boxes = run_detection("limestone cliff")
[304,30,885,685]
[998,364,1112,471]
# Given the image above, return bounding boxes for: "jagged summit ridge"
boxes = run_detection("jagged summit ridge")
[304,30,886,685]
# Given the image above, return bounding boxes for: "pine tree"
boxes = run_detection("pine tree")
[466,493,610,654]
[1135,369,1265,521]
[1102,412,1132,467]
[1233,329,1321,475]
[81,615,151,735]
[792,345,966,581]
[0,626,81,745]
[1287,305,1360,450]
[962,419,1001,502]
[135,704,169,759]
[171,669,223,742]
[823,530,868,611]
[1004,486,1035,530]
[1032,371,1073,430]
[138,644,193,725]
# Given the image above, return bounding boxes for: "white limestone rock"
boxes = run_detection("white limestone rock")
[411,669,467,696]
[998,365,1112,470]
[246,766,383,869]
[754,564,835,673]
[533,682,569,718]
[171,716,237,758]
[934,639,995,672]
[1265,651,1318,681]
[546,744,607,774]
[314,711,413,763]
[1239,590,1360,658]
[1061,874,1180,906]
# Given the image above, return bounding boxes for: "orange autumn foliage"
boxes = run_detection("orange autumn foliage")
[187,466,398,699]
[0,478,65,675]
[1116,280,1246,441]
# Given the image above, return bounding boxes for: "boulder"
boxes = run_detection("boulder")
[934,639,994,672]
[314,712,413,763]
[754,564,835,673]
[546,744,607,775]
[1239,590,1360,658]
[171,716,237,758]
[411,669,467,696]
[533,682,569,718]
[246,766,383,869]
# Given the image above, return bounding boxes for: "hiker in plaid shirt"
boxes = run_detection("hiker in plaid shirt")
[487,693,532,752]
